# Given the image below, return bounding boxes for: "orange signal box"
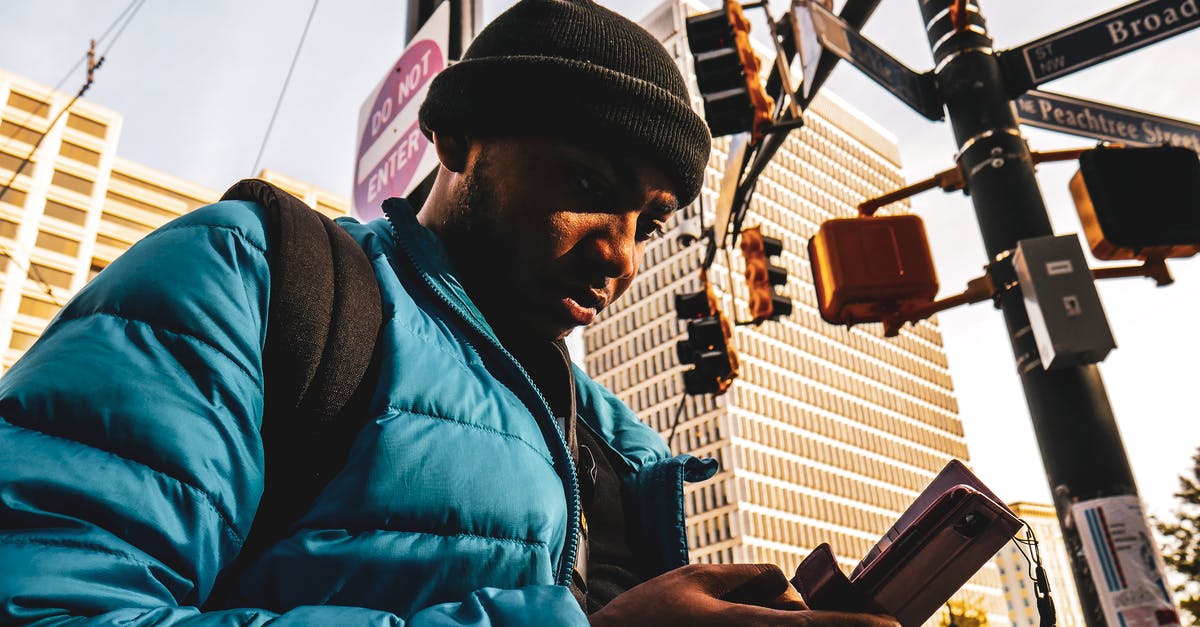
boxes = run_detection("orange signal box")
[808,215,939,326]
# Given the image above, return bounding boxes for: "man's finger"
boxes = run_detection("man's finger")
[714,563,791,605]
[763,582,809,611]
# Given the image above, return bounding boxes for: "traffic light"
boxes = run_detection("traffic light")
[674,284,739,396]
[808,215,939,326]
[1070,145,1200,261]
[740,226,792,323]
[685,0,775,140]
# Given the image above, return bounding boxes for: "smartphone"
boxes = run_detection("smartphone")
[849,482,1021,626]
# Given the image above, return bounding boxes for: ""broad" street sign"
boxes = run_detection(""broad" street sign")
[1000,0,1200,92]
[1015,90,1200,152]
[808,2,943,121]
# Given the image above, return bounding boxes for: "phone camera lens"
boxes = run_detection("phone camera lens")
[954,512,989,537]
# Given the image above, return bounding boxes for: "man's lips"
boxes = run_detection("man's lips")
[557,286,607,326]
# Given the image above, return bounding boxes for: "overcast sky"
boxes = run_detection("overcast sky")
[1,0,1197,520]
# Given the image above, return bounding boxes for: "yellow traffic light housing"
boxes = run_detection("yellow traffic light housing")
[808,215,939,326]
[740,226,792,323]
[685,1,776,142]
[1070,145,1200,261]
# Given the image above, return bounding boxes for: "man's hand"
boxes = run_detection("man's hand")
[589,563,899,626]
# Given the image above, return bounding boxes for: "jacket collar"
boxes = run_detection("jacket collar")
[381,197,500,345]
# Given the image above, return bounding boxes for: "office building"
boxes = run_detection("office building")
[582,2,1010,623]
[0,69,347,370]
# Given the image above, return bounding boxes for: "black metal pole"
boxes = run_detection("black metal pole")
[406,0,477,57]
[405,0,478,208]
[918,2,1147,625]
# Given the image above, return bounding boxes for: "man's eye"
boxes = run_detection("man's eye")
[637,220,666,242]
[573,172,607,199]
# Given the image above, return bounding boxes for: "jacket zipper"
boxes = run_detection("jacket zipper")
[383,208,582,587]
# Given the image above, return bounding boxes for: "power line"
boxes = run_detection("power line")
[251,0,321,176]
[0,0,145,306]
[0,0,145,154]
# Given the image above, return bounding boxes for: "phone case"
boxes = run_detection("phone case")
[791,462,1022,627]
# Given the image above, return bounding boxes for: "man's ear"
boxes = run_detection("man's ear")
[432,132,470,173]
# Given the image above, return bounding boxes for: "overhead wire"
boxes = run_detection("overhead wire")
[0,0,146,305]
[0,0,144,154]
[251,0,321,176]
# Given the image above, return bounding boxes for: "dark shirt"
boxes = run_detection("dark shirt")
[499,334,643,613]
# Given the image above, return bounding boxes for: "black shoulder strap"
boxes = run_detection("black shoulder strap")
[205,178,383,608]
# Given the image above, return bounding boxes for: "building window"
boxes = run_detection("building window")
[51,170,94,197]
[18,296,60,320]
[0,149,32,175]
[27,263,73,289]
[66,113,107,139]
[43,199,88,225]
[88,258,108,281]
[0,122,44,147]
[0,187,27,209]
[59,141,101,168]
[6,91,50,117]
[0,217,20,240]
[35,230,80,257]
[9,329,39,351]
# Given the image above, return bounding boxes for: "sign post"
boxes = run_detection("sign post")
[915,2,1182,624]
[353,2,450,220]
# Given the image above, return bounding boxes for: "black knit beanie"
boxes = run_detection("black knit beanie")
[418,0,712,205]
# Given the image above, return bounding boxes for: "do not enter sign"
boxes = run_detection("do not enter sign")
[353,3,449,220]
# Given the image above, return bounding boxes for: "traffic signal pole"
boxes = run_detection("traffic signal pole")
[919,2,1149,624]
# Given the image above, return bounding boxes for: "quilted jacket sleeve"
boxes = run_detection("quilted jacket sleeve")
[0,201,587,626]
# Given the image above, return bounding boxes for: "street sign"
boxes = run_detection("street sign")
[790,0,828,98]
[807,2,943,121]
[353,2,450,220]
[1016,89,1200,152]
[1000,0,1200,92]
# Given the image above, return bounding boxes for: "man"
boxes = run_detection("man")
[0,0,896,624]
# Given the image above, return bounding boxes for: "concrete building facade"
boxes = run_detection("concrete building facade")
[582,2,1010,623]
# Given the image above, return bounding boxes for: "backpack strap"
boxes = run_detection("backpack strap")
[205,179,383,607]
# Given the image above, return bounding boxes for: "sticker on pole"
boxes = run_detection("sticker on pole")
[1071,495,1182,626]
[353,2,450,220]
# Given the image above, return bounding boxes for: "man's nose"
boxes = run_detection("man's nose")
[586,213,638,280]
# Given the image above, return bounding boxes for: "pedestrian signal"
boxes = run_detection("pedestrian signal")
[808,215,938,326]
[740,226,792,323]
[685,0,775,140]
[1070,145,1200,261]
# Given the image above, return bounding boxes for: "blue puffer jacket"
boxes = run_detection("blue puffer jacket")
[0,198,717,625]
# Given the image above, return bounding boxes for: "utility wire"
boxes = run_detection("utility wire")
[0,0,144,154]
[0,43,104,305]
[0,0,144,305]
[251,0,320,176]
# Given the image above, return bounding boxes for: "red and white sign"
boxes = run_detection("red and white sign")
[353,2,449,220]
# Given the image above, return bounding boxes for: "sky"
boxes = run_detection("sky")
[1,0,1197,521]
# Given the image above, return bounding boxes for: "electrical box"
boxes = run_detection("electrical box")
[1012,235,1116,370]
[1070,145,1200,261]
[808,215,938,326]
